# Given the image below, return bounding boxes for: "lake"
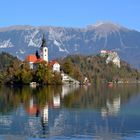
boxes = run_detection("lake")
[0,84,140,140]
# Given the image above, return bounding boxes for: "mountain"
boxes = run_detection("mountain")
[0,22,140,69]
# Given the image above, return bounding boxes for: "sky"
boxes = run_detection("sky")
[0,0,140,30]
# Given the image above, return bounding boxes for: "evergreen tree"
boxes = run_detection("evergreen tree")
[36,50,40,59]
[62,58,73,75]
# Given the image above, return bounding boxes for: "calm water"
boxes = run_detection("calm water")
[0,84,140,140]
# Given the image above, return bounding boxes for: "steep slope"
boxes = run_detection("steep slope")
[0,22,140,68]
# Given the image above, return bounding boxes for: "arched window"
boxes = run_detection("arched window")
[45,49,47,52]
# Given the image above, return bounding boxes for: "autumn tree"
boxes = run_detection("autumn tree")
[62,58,73,76]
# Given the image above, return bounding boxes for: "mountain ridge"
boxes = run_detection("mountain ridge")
[0,22,140,69]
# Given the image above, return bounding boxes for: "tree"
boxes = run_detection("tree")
[35,64,45,83]
[43,65,52,85]
[62,58,73,75]
[35,62,52,85]
[36,50,40,59]
[21,69,32,84]
[51,73,62,85]
[73,66,83,82]
[10,62,33,85]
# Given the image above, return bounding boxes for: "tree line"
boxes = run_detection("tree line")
[0,52,140,85]
[0,52,62,85]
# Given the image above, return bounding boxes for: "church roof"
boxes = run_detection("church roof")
[26,54,46,63]
[26,55,37,63]
[34,58,44,63]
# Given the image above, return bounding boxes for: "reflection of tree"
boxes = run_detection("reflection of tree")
[0,86,62,114]
[0,86,24,114]
[1,84,140,115]
[63,85,140,111]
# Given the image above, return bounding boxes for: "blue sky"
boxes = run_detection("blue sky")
[0,0,140,30]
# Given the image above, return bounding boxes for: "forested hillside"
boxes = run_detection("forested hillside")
[0,52,140,85]
[59,55,140,84]
[0,52,20,71]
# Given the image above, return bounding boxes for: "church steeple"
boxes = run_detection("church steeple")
[40,34,48,62]
[40,34,47,50]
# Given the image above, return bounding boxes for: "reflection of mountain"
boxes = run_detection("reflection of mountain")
[4,135,27,140]
[1,104,140,139]
[0,115,12,127]
[49,110,67,136]
[93,124,122,140]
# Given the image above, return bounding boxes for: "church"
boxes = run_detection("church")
[25,36,60,72]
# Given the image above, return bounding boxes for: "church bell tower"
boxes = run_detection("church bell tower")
[40,34,48,62]
[42,46,48,62]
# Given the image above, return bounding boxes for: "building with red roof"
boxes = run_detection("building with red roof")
[25,54,45,69]
[49,60,60,72]
[25,37,60,72]
[25,54,60,72]
[26,54,37,62]
[25,54,38,69]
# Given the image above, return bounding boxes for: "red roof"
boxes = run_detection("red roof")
[49,60,58,66]
[27,105,39,115]
[26,55,37,63]
[34,58,44,63]
[25,55,46,64]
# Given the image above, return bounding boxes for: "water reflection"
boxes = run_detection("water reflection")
[0,84,140,139]
[101,96,121,117]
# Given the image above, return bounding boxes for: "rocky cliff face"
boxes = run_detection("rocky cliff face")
[0,22,140,68]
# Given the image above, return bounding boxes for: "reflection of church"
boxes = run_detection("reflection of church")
[25,85,80,135]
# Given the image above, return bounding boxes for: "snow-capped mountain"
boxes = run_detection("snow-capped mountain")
[0,22,140,68]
